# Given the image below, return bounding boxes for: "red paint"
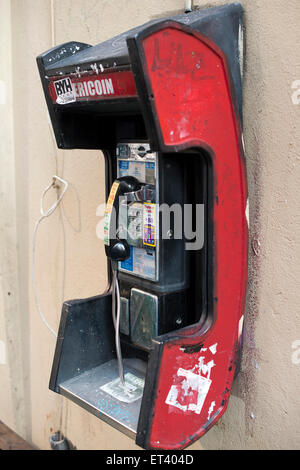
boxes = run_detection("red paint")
[48,69,137,103]
[141,26,248,449]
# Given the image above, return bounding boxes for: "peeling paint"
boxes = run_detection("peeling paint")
[207,400,216,420]
[238,315,244,340]
[180,343,203,354]
[245,199,249,229]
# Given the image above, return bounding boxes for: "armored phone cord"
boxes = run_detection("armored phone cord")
[112,265,125,385]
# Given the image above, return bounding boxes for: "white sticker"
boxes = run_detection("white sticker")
[133,247,155,278]
[100,372,145,403]
[53,77,76,105]
[209,343,217,355]
[165,368,212,415]
[165,351,217,416]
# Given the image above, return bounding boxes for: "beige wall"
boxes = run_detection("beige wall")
[0,0,299,450]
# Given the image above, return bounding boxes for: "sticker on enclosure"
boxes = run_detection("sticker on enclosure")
[165,356,215,415]
[53,77,76,105]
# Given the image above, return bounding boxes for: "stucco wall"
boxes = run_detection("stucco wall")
[0,0,299,450]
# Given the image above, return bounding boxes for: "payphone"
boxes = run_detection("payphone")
[37,3,248,449]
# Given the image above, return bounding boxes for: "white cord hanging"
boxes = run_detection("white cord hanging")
[32,175,69,337]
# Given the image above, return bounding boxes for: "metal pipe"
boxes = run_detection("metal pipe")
[184,0,193,13]
[112,268,125,385]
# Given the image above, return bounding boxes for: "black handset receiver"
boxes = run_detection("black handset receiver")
[104,176,142,262]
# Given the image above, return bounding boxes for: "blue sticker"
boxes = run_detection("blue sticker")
[146,162,155,170]
[119,160,129,169]
[121,246,133,271]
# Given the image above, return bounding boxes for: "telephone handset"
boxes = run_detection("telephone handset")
[104,176,142,262]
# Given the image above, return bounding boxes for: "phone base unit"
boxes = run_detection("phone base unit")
[38,3,248,449]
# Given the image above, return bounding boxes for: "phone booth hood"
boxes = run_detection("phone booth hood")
[37,3,248,450]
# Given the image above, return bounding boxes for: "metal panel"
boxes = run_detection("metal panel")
[120,297,130,336]
[59,358,146,438]
[130,289,158,349]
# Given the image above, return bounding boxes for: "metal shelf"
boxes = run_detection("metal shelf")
[59,358,146,438]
